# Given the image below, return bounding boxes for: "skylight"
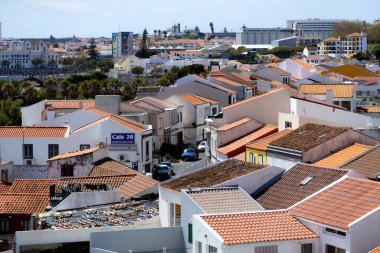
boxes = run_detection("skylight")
[319,134,327,138]
[298,131,306,135]
[300,176,315,186]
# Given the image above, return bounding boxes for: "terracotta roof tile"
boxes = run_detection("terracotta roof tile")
[0,126,68,138]
[340,145,380,179]
[86,107,112,117]
[132,96,180,110]
[217,117,253,131]
[187,187,262,213]
[0,194,50,214]
[369,246,380,253]
[177,94,210,106]
[358,106,380,113]
[191,94,219,105]
[268,66,290,76]
[232,152,246,162]
[202,211,318,245]
[0,183,11,193]
[322,65,378,79]
[209,81,237,94]
[89,157,138,177]
[9,179,58,195]
[47,100,95,109]
[117,173,158,199]
[255,163,348,210]
[217,125,278,157]
[298,84,355,98]
[161,159,266,191]
[314,143,371,168]
[269,123,348,152]
[72,115,148,133]
[213,76,245,87]
[47,147,99,161]
[58,175,134,189]
[290,177,380,229]
[247,129,292,151]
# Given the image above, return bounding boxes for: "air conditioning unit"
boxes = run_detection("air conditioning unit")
[24,159,34,166]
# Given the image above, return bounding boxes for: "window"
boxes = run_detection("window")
[188,223,193,243]
[23,144,33,159]
[169,203,181,226]
[325,227,346,236]
[249,152,255,164]
[79,144,90,151]
[301,243,313,253]
[211,107,218,116]
[326,245,345,253]
[145,141,150,161]
[258,155,264,165]
[61,164,74,177]
[285,121,292,129]
[197,241,202,253]
[22,220,30,231]
[208,245,217,253]
[48,144,59,158]
[255,245,278,253]
[0,219,9,233]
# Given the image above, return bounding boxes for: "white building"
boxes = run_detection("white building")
[236,27,294,45]
[0,40,59,69]
[317,33,367,58]
[287,19,347,40]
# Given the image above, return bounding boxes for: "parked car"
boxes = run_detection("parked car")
[152,164,173,182]
[159,162,175,176]
[181,148,198,161]
[197,141,207,152]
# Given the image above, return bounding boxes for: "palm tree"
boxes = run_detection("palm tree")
[154,30,157,36]
[163,31,167,38]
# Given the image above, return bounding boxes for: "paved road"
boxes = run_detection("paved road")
[172,152,207,177]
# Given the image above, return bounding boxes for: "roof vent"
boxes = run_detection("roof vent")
[319,134,327,138]
[300,175,315,186]
[298,131,306,135]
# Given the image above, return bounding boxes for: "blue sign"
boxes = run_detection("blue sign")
[132,162,138,170]
[111,133,135,144]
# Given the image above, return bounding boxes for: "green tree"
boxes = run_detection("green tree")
[131,66,145,76]
[163,31,168,38]
[331,21,366,37]
[44,77,58,98]
[0,99,23,125]
[135,29,149,58]
[96,59,114,72]
[88,37,98,59]
[155,77,171,86]
[151,67,163,78]
[22,86,39,106]
[48,58,57,68]
[353,51,371,61]
[31,58,44,68]
[367,24,380,44]
[369,44,380,59]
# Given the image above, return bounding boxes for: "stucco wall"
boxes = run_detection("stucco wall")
[21,100,46,126]
[216,119,263,147]
[350,208,380,253]
[159,187,181,227]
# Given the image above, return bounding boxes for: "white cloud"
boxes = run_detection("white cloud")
[25,0,92,12]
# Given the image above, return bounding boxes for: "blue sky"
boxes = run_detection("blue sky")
[1,0,379,38]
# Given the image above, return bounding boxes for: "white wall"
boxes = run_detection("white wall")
[159,187,181,227]
[290,97,380,129]
[192,215,224,253]
[181,191,205,253]
[216,166,285,195]
[21,100,46,126]
[350,208,380,253]
[52,191,121,212]
[37,110,102,130]
[298,218,349,253]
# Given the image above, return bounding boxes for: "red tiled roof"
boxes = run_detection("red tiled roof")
[202,211,318,245]
[217,117,253,131]
[47,100,95,109]
[0,127,68,138]
[213,77,245,87]
[217,125,278,157]
[89,158,138,177]
[117,173,158,199]
[0,194,50,214]
[290,177,380,229]
[247,129,292,151]
[72,115,148,133]
[47,147,99,161]
[255,163,348,210]
[9,179,58,195]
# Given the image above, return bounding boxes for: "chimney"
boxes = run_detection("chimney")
[326,89,333,104]
[63,122,70,133]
